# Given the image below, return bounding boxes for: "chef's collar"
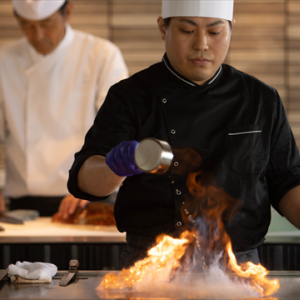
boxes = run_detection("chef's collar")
[162,53,222,87]
[28,23,75,63]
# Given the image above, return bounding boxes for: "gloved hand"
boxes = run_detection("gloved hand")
[106,140,143,177]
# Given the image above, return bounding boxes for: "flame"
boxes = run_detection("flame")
[98,149,280,297]
[98,232,191,290]
[226,242,280,296]
[98,231,280,297]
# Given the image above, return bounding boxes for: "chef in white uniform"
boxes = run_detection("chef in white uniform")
[0,0,128,217]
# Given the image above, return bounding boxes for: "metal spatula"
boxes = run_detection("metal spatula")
[59,260,79,286]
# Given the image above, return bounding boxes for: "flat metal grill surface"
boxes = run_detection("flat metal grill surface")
[0,271,299,299]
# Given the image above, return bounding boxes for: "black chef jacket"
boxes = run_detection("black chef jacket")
[68,54,300,253]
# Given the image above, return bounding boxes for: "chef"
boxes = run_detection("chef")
[0,0,128,217]
[68,0,300,268]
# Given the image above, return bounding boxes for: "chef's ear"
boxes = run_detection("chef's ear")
[64,1,74,23]
[232,19,236,27]
[157,16,166,41]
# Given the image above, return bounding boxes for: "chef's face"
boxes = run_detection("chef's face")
[157,16,234,85]
[15,3,73,55]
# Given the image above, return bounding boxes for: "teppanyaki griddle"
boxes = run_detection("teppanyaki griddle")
[0,270,299,299]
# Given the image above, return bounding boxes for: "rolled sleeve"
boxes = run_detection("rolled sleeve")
[67,149,108,201]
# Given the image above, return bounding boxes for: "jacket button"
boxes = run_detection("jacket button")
[176,221,182,226]
[174,161,179,166]
[162,98,167,103]
[176,189,181,195]
[171,129,176,134]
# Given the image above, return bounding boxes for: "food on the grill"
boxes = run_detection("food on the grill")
[51,202,116,225]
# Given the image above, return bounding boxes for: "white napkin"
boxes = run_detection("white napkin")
[7,261,57,282]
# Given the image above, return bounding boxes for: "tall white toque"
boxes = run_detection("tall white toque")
[162,0,234,21]
[12,0,66,20]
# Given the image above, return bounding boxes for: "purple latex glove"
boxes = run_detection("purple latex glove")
[105,140,143,176]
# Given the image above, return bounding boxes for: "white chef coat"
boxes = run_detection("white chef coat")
[0,24,128,198]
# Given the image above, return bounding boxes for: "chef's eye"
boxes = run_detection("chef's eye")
[41,20,52,27]
[209,31,221,35]
[41,23,52,28]
[20,22,31,29]
[181,29,194,34]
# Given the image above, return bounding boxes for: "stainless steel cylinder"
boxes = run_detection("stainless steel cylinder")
[134,138,174,174]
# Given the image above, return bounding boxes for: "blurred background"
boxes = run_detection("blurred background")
[0,0,299,230]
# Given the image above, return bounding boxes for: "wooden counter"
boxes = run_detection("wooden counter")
[0,218,126,271]
[0,217,126,243]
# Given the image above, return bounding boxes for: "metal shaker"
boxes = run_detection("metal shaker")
[134,138,174,174]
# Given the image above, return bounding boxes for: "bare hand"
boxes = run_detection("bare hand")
[58,194,89,220]
[0,190,5,213]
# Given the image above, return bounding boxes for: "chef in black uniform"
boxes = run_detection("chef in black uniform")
[68,0,300,268]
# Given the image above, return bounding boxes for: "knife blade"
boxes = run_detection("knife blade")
[0,213,24,225]
[59,259,79,286]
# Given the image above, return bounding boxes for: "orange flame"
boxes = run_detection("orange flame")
[98,233,191,290]
[226,242,280,296]
[98,232,280,297]
[98,149,280,297]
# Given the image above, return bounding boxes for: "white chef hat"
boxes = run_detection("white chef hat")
[12,0,66,21]
[162,0,234,21]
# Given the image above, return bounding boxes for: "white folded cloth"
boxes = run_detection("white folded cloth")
[7,261,57,283]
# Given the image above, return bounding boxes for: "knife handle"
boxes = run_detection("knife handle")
[69,259,79,271]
